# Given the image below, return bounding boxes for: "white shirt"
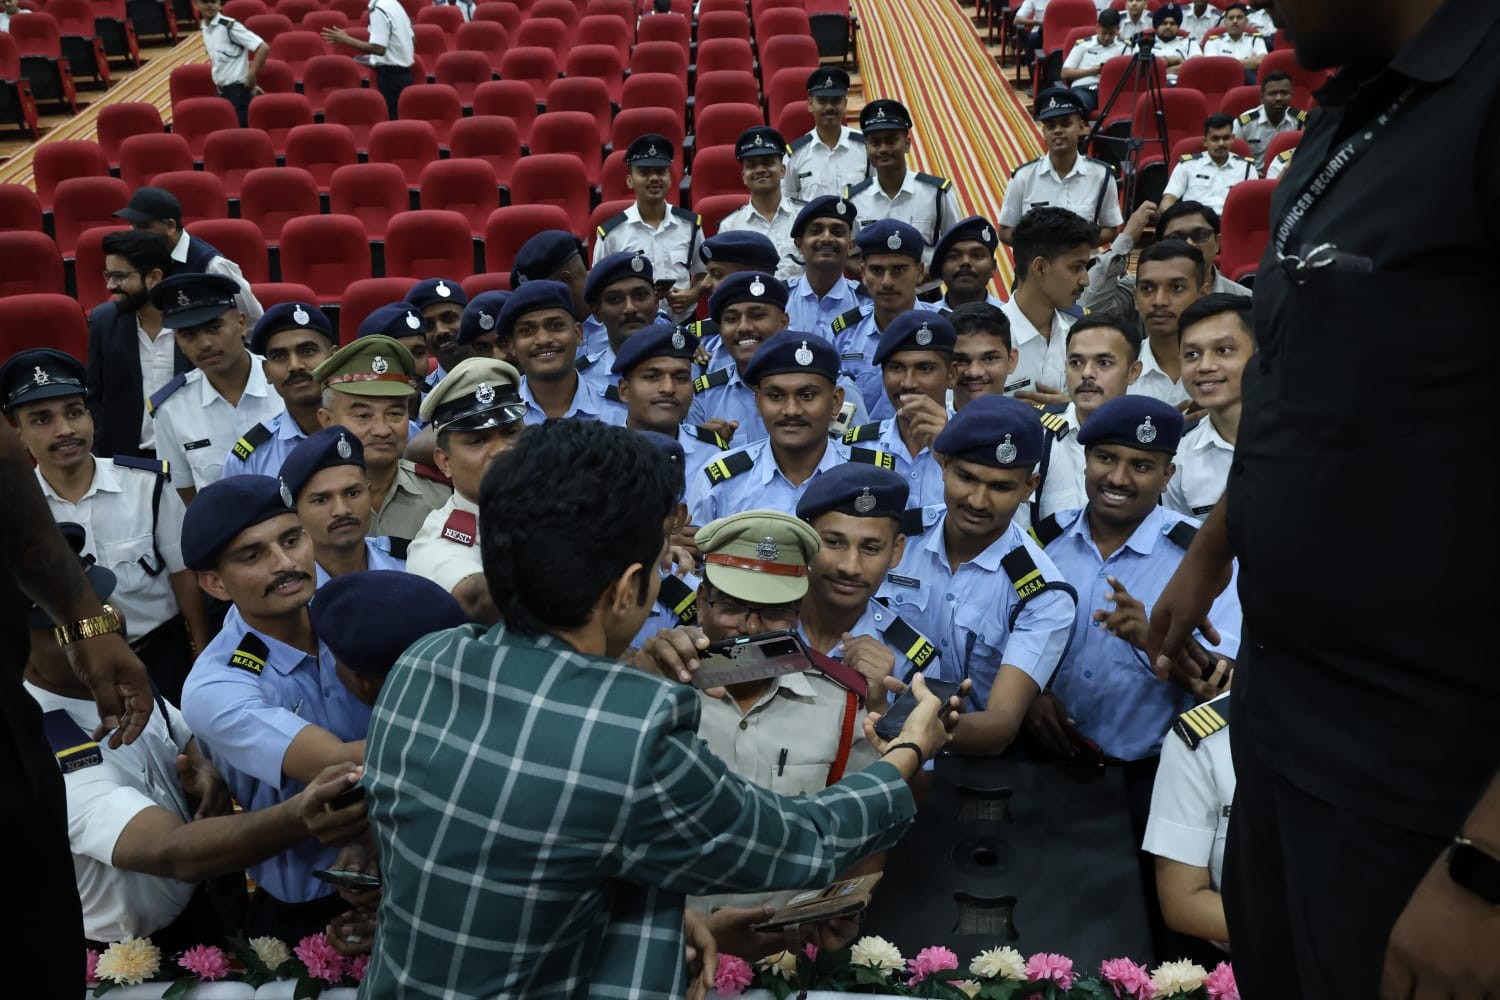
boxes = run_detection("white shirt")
[1265,147,1294,179]
[1037,403,1087,520]
[200,13,264,88]
[1001,296,1075,395]
[1201,31,1267,62]
[170,230,263,327]
[1179,5,1221,39]
[1153,33,1196,75]
[999,154,1123,230]
[593,202,706,320]
[1245,7,1275,34]
[1062,33,1129,89]
[783,126,869,202]
[1163,414,1233,518]
[1232,104,1305,172]
[37,458,187,637]
[406,491,482,594]
[1162,151,1257,214]
[1014,0,1048,20]
[0,9,30,31]
[137,319,176,451]
[26,682,197,943]
[1128,338,1190,406]
[1118,12,1149,43]
[367,0,414,67]
[716,197,804,282]
[847,169,964,266]
[1143,693,1236,904]
[152,356,286,490]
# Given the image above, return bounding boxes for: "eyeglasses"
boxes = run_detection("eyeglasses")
[1167,228,1217,246]
[102,270,141,285]
[704,597,800,629]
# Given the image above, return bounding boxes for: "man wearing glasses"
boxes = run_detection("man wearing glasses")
[1082,201,1250,318]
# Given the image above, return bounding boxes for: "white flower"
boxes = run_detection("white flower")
[756,950,798,979]
[249,936,293,972]
[956,979,982,998]
[95,938,161,985]
[970,945,1027,981]
[1152,959,1209,995]
[849,934,904,972]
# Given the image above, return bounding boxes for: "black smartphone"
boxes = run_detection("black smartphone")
[329,783,367,810]
[875,678,964,741]
[313,868,382,891]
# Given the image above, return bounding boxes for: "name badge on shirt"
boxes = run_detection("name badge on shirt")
[886,573,921,590]
[183,439,213,451]
[1004,377,1034,393]
[840,351,865,361]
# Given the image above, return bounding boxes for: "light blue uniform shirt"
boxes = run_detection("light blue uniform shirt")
[180,605,372,902]
[312,536,409,587]
[686,437,851,525]
[1042,506,1242,761]
[843,416,947,509]
[833,300,942,421]
[786,275,865,340]
[798,597,941,700]
[630,569,701,649]
[519,374,628,426]
[580,315,608,358]
[677,423,726,470]
[688,366,869,447]
[876,514,1074,708]
[576,347,618,393]
[220,410,308,478]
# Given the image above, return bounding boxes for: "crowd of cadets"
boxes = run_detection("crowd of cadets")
[5,32,1274,970]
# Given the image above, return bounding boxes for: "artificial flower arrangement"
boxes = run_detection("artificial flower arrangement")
[86,933,367,998]
[712,938,1239,1000]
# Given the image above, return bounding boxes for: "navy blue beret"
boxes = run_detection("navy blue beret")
[854,219,924,260]
[872,311,958,366]
[358,302,426,340]
[496,280,577,342]
[0,348,85,414]
[1076,395,1185,454]
[699,230,780,271]
[248,301,334,355]
[708,271,789,322]
[279,425,364,501]
[404,277,468,312]
[638,428,687,499]
[310,570,469,677]
[610,319,698,375]
[743,330,840,384]
[796,463,909,522]
[510,229,586,288]
[585,251,654,303]
[181,474,297,571]
[458,291,511,346]
[735,125,787,160]
[933,395,1044,469]
[931,216,1000,273]
[791,195,857,240]
[151,273,241,329]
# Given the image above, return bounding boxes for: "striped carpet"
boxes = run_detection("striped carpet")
[852,0,1043,286]
[0,35,205,190]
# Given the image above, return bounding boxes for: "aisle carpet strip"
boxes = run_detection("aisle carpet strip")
[0,35,205,190]
[852,0,1044,286]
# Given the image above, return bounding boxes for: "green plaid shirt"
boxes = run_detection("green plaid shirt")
[361,623,917,998]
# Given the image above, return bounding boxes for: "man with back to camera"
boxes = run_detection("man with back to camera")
[223,302,338,478]
[320,0,415,120]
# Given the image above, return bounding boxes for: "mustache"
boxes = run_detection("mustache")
[328,516,360,532]
[51,437,86,451]
[265,571,311,595]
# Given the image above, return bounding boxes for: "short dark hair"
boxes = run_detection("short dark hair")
[1065,313,1142,359]
[1157,200,1221,236]
[1012,207,1099,285]
[1179,291,1253,339]
[478,421,676,636]
[1261,70,1293,89]
[1137,238,1207,286]
[1203,112,1234,134]
[101,229,172,276]
[1097,8,1120,27]
[949,302,1013,351]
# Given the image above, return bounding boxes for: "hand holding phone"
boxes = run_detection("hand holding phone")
[874,677,964,741]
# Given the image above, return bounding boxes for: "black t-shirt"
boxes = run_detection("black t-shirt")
[1228,0,1500,836]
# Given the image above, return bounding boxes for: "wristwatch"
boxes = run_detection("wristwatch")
[1448,837,1500,906]
[53,604,125,647]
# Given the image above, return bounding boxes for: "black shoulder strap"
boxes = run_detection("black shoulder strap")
[692,367,732,394]
[999,545,1076,632]
[1028,512,1066,549]
[898,506,928,537]
[228,633,270,675]
[386,536,410,560]
[43,710,103,772]
[141,466,166,577]
[884,613,938,677]
[848,447,895,470]
[842,421,882,444]
[701,449,754,487]
[656,574,698,625]
[231,421,274,462]
[1166,520,1199,550]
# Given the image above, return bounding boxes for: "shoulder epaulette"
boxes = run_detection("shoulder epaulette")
[441,508,478,547]
[1033,402,1070,439]
[692,366,732,394]
[228,633,269,675]
[1012,155,1043,179]
[146,372,187,415]
[230,421,274,462]
[113,454,169,477]
[602,384,622,403]
[671,206,701,228]
[43,709,102,772]
[830,306,864,335]
[702,448,754,487]
[842,421,882,444]
[848,447,895,470]
[410,461,451,486]
[1180,152,1198,162]
[806,645,868,700]
[1028,512,1067,548]
[596,211,629,239]
[683,318,718,339]
[1173,694,1230,750]
[1000,546,1048,601]
[1165,520,1199,550]
[1275,148,1295,163]
[688,424,727,448]
[881,612,937,671]
[897,506,929,538]
[386,536,410,560]
[657,574,698,625]
[1294,109,1308,123]
[218,15,238,27]
[845,177,874,198]
[788,133,813,152]
[1237,110,1255,125]
[915,172,951,191]
[849,130,865,144]
[575,353,598,373]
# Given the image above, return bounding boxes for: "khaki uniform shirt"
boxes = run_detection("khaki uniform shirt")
[368,459,451,541]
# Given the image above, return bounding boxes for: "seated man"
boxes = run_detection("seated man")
[1150,4,1197,78]
[1061,8,1129,115]
[1164,294,1255,519]
[1200,2,1267,82]
[278,426,409,582]
[1232,70,1304,172]
[1159,114,1258,215]
[931,216,1004,312]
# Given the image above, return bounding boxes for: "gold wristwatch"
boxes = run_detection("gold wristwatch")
[53,604,125,646]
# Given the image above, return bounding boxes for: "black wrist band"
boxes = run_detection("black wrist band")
[883,742,924,764]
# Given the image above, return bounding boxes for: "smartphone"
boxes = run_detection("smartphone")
[329,783,366,810]
[313,868,382,891]
[692,628,813,689]
[874,678,964,741]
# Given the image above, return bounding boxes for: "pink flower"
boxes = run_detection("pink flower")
[1026,952,1077,991]
[803,942,819,960]
[84,949,100,985]
[1205,961,1239,1000]
[349,954,370,984]
[907,945,961,984]
[294,933,349,984]
[714,953,754,995]
[1100,957,1155,999]
[178,944,232,982]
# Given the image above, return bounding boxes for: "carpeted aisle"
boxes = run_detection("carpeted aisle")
[853,0,1043,285]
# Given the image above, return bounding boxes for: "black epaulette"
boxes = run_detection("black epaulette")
[687,424,727,449]
[146,372,187,415]
[1173,694,1230,750]
[386,536,411,560]
[1012,155,1042,179]
[1000,546,1048,601]
[113,454,169,477]
[600,383,620,403]
[692,366,732,394]
[682,318,719,339]
[1027,511,1069,548]
[230,421,275,462]
[788,133,813,152]
[844,177,874,198]
[842,421,882,444]
[671,206,701,229]
[915,172,952,191]
[830,306,864,335]
[575,353,598,374]
[848,447,895,470]
[228,633,270,675]
[657,574,698,625]
[881,613,938,671]
[849,131,865,144]
[596,211,629,240]
[1165,520,1199,550]
[701,448,754,487]
[1237,110,1256,126]
[43,710,102,772]
[1033,401,1070,439]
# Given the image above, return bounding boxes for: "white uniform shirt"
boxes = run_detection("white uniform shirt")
[1245,7,1275,34]
[170,231,263,327]
[367,0,415,67]
[1162,151,1257,214]
[152,357,286,490]
[1265,147,1294,180]
[1036,403,1087,520]
[0,9,30,30]
[1062,34,1130,89]
[1179,5,1221,39]
[847,169,964,265]
[999,154,1123,230]
[1201,31,1267,63]
[406,492,482,594]
[1143,694,1236,900]
[783,127,869,202]
[1118,12,1149,43]
[1153,34,1196,76]
[1128,337,1190,406]
[433,0,473,20]
[1014,0,1048,20]
[1001,296,1075,395]
[1232,104,1304,171]
[37,459,187,637]
[137,320,176,451]
[593,203,706,320]
[1163,415,1233,518]
[715,198,805,282]
[200,14,264,88]
[26,682,197,943]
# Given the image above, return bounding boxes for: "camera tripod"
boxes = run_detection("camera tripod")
[1086,37,1170,212]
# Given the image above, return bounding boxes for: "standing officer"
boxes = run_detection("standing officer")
[321,0,414,120]
[149,273,286,504]
[510,230,601,357]
[116,187,263,325]
[406,358,527,624]
[578,251,661,385]
[878,395,1075,756]
[455,290,510,364]
[224,302,337,477]
[1164,294,1253,519]
[405,278,468,387]
[784,67,868,202]
[278,425,408,583]
[625,432,701,652]
[3,349,210,705]
[1159,114,1258,215]
[931,216,1004,311]
[845,100,962,267]
[950,302,1019,409]
[612,320,727,469]
[785,196,864,338]
[998,88,1122,245]
[499,280,628,425]
[689,230,783,369]
[195,0,266,127]
[178,476,371,941]
[313,336,452,541]
[716,126,803,282]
